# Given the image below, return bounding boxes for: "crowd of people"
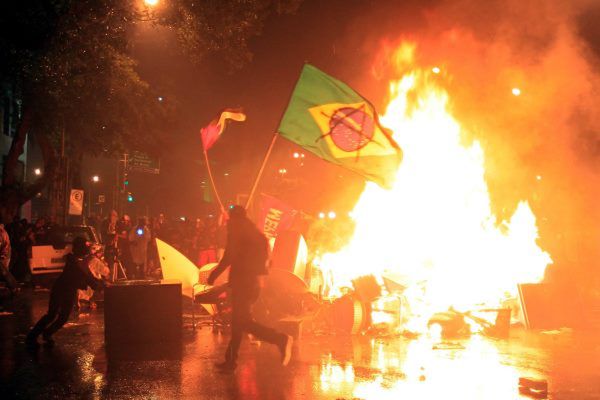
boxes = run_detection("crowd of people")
[0,216,60,291]
[0,211,227,295]
[93,210,227,281]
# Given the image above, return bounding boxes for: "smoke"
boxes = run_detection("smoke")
[428,0,600,291]
[344,0,600,290]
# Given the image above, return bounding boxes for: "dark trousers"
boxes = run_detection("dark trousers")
[29,288,77,338]
[225,284,285,363]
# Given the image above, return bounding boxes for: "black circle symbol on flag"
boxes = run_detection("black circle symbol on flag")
[328,107,375,152]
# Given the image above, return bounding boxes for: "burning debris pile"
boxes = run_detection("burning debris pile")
[311,43,553,337]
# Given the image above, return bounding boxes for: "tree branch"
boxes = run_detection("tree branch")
[2,107,31,187]
[20,128,58,204]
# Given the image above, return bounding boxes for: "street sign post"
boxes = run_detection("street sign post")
[127,151,160,174]
[68,189,84,215]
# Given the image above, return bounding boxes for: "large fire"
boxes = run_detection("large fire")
[315,43,552,332]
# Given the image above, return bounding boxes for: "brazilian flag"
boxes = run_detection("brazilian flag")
[278,64,402,189]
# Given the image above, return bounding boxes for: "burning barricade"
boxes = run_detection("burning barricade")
[298,42,552,340]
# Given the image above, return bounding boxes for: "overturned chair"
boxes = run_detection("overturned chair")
[157,239,230,331]
[192,263,231,331]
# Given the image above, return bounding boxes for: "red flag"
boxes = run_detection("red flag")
[257,193,298,240]
[200,108,246,150]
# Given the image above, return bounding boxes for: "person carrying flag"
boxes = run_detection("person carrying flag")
[208,205,293,372]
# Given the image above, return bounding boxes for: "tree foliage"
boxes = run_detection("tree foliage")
[0,0,301,222]
[159,0,302,67]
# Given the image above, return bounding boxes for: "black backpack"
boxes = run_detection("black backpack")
[247,229,270,276]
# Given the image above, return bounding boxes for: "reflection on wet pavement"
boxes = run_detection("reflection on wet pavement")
[1,291,599,399]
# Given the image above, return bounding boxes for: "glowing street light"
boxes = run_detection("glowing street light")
[318,212,325,219]
[432,66,441,74]
[34,168,42,176]
[512,87,521,96]
[88,175,100,217]
[144,0,159,6]
[328,211,336,219]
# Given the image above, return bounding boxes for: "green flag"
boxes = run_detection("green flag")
[278,64,402,189]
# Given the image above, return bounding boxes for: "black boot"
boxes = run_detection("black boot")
[42,332,55,347]
[25,331,40,347]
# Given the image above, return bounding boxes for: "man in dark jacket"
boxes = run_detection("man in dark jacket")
[26,236,104,346]
[208,206,292,372]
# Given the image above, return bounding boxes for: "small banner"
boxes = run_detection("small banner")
[68,189,84,215]
[201,108,247,151]
[257,193,298,240]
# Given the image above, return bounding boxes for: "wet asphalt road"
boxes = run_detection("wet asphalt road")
[1,289,599,399]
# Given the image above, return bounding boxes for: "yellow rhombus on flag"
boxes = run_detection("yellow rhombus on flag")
[278,64,402,189]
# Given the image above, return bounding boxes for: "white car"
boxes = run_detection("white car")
[29,225,102,275]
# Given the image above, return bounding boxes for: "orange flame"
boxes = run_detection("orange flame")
[315,43,552,331]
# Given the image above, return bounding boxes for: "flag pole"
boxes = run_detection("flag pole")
[202,146,226,215]
[245,132,279,209]
[244,64,306,210]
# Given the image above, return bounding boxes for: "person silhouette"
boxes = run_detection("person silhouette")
[26,236,104,346]
[208,205,292,372]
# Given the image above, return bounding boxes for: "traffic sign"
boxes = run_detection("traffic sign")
[128,151,160,174]
[69,189,84,215]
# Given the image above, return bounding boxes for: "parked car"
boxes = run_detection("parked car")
[29,225,102,275]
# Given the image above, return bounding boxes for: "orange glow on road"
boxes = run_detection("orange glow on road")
[315,42,552,332]
[316,336,540,399]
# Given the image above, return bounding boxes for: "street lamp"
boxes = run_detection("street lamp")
[34,168,42,176]
[144,0,159,6]
[89,175,100,218]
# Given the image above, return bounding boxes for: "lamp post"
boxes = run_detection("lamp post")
[89,175,99,218]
